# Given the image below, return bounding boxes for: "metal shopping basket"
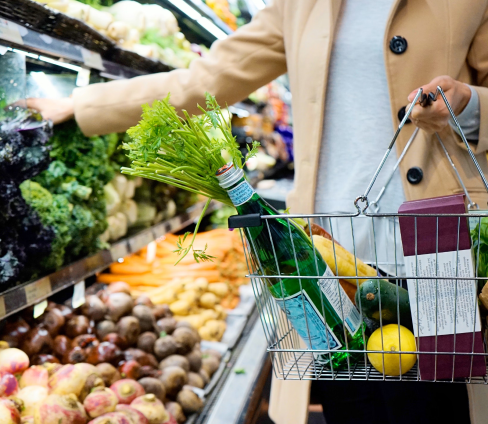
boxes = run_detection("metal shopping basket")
[230,87,488,383]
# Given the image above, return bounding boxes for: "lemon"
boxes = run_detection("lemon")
[367,324,417,376]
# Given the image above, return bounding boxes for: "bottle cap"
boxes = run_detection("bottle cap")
[215,162,244,189]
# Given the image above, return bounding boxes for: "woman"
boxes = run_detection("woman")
[29,1,488,423]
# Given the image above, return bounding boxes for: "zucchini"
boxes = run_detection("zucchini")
[355,279,412,330]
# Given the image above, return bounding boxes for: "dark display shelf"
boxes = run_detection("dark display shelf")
[0,200,219,321]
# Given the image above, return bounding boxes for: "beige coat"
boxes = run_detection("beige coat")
[73,0,488,422]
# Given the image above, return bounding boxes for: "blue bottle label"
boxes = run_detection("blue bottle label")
[275,291,342,351]
[228,181,254,206]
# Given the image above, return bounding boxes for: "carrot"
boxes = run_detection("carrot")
[109,262,151,274]
[97,273,165,286]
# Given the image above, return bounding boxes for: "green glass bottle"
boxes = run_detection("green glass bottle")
[216,163,365,369]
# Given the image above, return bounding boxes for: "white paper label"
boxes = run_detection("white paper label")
[33,300,48,319]
[72,281,86,309]
[0,19,23,45]
[317,265,361,336]
[81,48,104,70]
[404,249,481,337]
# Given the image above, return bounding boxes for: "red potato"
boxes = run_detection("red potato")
[110,379,145,405]
[84,388,119,418]
[118,360,141,380]
[20,366,49,388]
[0,348,30,375]
[33,393,87,424]
[0,318,30,348]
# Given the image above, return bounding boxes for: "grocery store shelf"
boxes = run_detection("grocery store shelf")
[0,200,220,321]
[0,1,174,77]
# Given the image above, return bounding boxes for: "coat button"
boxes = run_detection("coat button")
[407,167,423,184]
[398,106,411,124]
[389,36,408,54]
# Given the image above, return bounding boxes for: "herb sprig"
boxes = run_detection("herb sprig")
[122,93,259,263]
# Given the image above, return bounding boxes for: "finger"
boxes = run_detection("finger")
[407,76,455,102]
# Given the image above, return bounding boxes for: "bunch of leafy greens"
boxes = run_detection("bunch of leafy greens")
[471,218,488,282]
[122,93,259,263]
[33,121,115,263]
[20,181,71,273]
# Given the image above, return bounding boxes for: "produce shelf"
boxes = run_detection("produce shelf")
[0,200,219,321]
[0,5,174,77]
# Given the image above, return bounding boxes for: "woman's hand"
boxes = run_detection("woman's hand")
[25,97,75,125]
[406,75,472,134]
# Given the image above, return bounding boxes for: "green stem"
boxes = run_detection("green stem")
[174,198,212,265]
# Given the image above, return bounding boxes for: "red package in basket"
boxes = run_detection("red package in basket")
[398,194,485,380]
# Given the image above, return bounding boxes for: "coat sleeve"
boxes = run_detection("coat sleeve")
[72,1,286,136]
[467,4,488,153]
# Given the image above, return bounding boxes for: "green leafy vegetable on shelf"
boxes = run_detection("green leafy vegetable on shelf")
[34,121,115,263]
[471,217,488,280]
[20,180,72,273]
[122,93,259,263]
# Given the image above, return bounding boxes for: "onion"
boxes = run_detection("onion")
[130,394,168,424]
[17,386,48,417]
[84,388,118,418]
[33,394,87,424]
[110,379,145,405]
[0,398,21,424]
[0,373,19,396]
[20,366,48,388]
[0,348,29,375]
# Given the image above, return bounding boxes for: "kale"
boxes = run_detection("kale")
[471,217,488,282]
[34,121,114,263]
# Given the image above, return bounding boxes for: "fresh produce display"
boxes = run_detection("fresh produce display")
[33,0,201,69]
[27,121,114,266]
[97,229,249,340]
[0,111,56,289]
[0,284,223,423]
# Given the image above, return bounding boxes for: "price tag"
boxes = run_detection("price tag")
[146,241,157,263]
[0,297,6,319]
[110,242,128,261]
[33,300,48,319]
[81,48,104,71]
[25,277,51,304]
[0,19,23,45]
[72,280,86,309]
[0,45,8,55]
[76,68,90,87]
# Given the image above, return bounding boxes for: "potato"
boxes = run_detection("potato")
[186,350,202,372]
[172,327,198,355]
[165,401,186,424]
[202,356,220,376]
[160,366,188,397]
[177,389,203,414]
[177,290,198,305]
[155,317,177,335]
[214,305,227,320]
[159,354,190,373]
[200,309,218,322]
[138,377,166,402]
[154,335,178,360]
[169,300,191,316]
[199,293,218,309]
[187,372,204,389]
[207,283,229,298]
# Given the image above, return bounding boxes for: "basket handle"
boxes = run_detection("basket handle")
[354,86,488,213]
